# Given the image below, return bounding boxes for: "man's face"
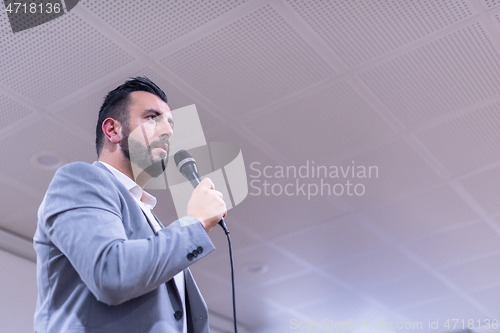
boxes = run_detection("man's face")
[120,91,173,178]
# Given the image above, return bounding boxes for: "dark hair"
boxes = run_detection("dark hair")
[95,76,168,156]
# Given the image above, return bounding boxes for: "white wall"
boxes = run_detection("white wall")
[0,249,37,333]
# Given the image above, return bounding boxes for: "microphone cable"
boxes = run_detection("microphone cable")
[218,218,238,333]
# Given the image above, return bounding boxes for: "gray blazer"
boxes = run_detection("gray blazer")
[33,161,215,333]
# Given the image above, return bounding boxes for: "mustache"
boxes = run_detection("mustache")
[149,138,170,150]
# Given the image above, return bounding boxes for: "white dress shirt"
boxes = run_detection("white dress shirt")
[100,162,187,333]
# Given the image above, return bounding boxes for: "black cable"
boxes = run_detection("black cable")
[219,220,238,333]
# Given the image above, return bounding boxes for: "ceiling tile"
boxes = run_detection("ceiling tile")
[359,22,500,129]
[293,293,396,328]
[0,13,134,106]
[0,93,35,131]
[405,221,500,268]
[415,103,500,176]
[243,80,395,163]
[364,273,453,309]
[160,4,335,115]
[275,216,386,267]
[398,295,491,324]
[83,0,248,53]
[255,271,346,308]
[324,246,425,290]
[0,118,96,195]
[470,284,500,313]
[439,254,500,291]
[334,140,442,210]
[459,166,500,215]
[193,242,308,288]
[364,185,478,241]
[286,0,475,67]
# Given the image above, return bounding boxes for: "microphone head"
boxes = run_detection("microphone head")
[174,150,192,168]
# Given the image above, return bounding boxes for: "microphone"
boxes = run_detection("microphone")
[174,150,228,232]
[174,149,202,188]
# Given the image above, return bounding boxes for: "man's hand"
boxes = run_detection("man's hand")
[187,178,227,232]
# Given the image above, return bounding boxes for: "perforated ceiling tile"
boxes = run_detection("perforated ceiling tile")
[398,295,489,323]
[0,118,96,194]
[0,13,134,106]
[482,0,500,9]
[275,216,386,267]
[255,271,346,308]
[459,167,500,215]
[365,185,478,241]
[160,4,335,115]
[360,22,500,129]
[337,140,442,210]
[133,68,225,132]
[324,247,424,290]
[0,93,35,131]
[364,273,453,309]
[439,254,500,291]
[192,243,308,288]
[470,285,500,312]
[405,221,500,268]
[416,102,500,176]
[244,80,395,163]
[83,0,248,53]
[286,0,474,68]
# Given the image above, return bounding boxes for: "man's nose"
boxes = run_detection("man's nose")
[157,116,173,139]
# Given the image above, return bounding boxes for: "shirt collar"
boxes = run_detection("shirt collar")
[99,161,157,208]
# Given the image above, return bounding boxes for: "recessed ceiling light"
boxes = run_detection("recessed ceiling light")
[31,152,64,170]
[243,262,268,274]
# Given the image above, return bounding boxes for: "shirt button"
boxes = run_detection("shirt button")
[174,310,183,320]
[197,246,203,254]
[187,253,194,261]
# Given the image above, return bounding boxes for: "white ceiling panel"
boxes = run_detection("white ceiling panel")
[243,80,395,163]
[364,273,453,309]
[359,22,500,129]
[285,0,475,68]
[405,221,500,268]
[470,285,500,313]
[397,295,490,324]
[481,0,500,10]
[275,216,386,267]
[439,253,500,291]
[335,140,442,210]
[83,0,248,53]
[0,93,35,131]
[293,291,394,325]
[0,13,134,106]
[193,242,308,289]
[255,271,346,308]
[323,246,425,290]
[364,185,478,241]
[159,4,335,115]
[416,102,500,176]
[134,67,227,134]
[459,166,500,215]
[0,118,96,199]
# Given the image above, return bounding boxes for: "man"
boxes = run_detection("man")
[33,77,226,333]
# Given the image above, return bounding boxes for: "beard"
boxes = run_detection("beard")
[120,126,169,178]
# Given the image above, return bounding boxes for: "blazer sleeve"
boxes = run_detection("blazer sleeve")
[40,162,215,306]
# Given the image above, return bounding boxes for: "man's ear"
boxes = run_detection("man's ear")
[102,118,122,144]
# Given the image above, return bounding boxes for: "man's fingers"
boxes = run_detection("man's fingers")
[199,177,215,190]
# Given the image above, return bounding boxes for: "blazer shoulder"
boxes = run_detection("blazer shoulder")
[53,161,113,183]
